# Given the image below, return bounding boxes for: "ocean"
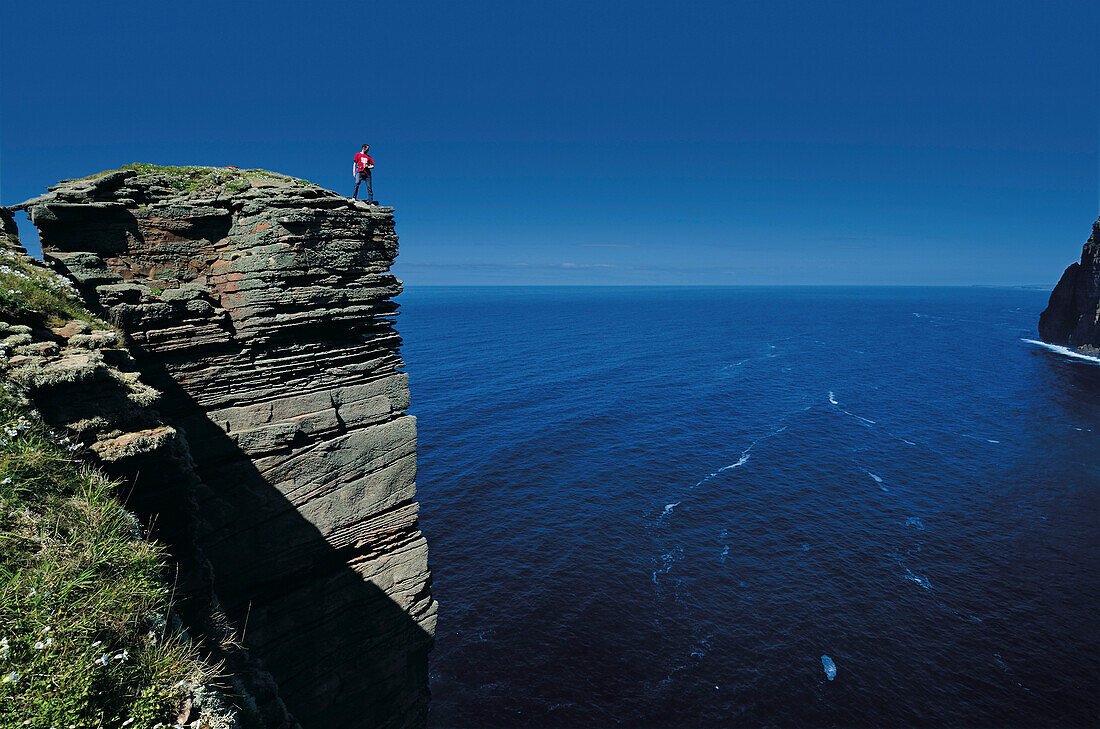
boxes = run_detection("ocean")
[397,286,1099,729]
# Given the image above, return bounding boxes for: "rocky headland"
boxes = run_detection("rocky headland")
[5,165,436,728]
[1039,216,1100,352]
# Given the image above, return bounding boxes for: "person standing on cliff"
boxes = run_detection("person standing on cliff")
[352,144,375,202]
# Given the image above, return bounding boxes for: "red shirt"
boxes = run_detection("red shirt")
[354,152,374,173]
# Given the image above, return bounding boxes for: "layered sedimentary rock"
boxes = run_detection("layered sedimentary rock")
[1,208,292,727]
[17,167,436,728]
[1039,217,1100,350]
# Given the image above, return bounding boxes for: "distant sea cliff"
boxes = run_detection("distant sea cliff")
[1039,217,1100,352]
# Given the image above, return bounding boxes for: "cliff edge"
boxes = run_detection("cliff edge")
[1039,217,1100,351]
[15,165,436,728]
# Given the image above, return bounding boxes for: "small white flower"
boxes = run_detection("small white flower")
[120,719,135,727]
[45,637,54,646]
[2,671,18,683]
[91,640,102,648]
[40,626,51,634]
[95,653,109,666]
[113,649,129,662]
[33,641,45,650]
[27,588,35,597]
[1,478,10,485]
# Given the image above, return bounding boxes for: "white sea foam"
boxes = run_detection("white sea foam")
[662,501,681,517]
[904,516,925,530]
[693,407,808,489]
[863,470,888,491]
[719,453,751,472]
[1022,339,1100,365]
[830,391,877,425]
[693,448,752,487]
[904,569,933,590]
[960,433,1001,445]
[721,358,751,371]
[653,548,682,583]
[720,545,729,563]
[821,655,837,680]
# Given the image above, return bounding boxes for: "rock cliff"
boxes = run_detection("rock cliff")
[15,165,436,728]
[2,207,282,727]
[1039,217,1100,351]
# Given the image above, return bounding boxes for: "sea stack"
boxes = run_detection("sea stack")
[1038,216,1100,352]
[16,166,436,728]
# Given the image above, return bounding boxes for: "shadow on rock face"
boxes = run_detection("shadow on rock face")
[126,369,435,729]
[17,173,437,729]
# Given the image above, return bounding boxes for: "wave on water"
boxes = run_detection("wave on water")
[904,516,925,530]
[692,409,812,489]
[830,391,924,447]
[720,453,751,472]
[904,569,933,590]
[1022,338,1100,365]
[959,432,1001,445]
[821,654,837,680]
[658,638,712,687]
[828,391,876,425]
[693,447,753,488]
[652,547,684,585]
[720,358,751,371]
[863,470,887,491]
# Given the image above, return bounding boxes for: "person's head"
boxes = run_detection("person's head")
[362,144,369,152]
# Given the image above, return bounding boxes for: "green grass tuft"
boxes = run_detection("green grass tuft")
[77,164,317,194]
[0,250,108,328]
[0,388,212,727]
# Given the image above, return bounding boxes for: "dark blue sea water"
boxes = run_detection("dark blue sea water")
[398,287,1099,729]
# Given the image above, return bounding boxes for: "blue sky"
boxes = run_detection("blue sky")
[2,0,1097,285]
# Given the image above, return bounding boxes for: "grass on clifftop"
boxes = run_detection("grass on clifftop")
[80,164,315,194]
[0,248,108,329]
[0,387,211,727]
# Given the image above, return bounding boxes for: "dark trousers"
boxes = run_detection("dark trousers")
[352,170,373,200]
